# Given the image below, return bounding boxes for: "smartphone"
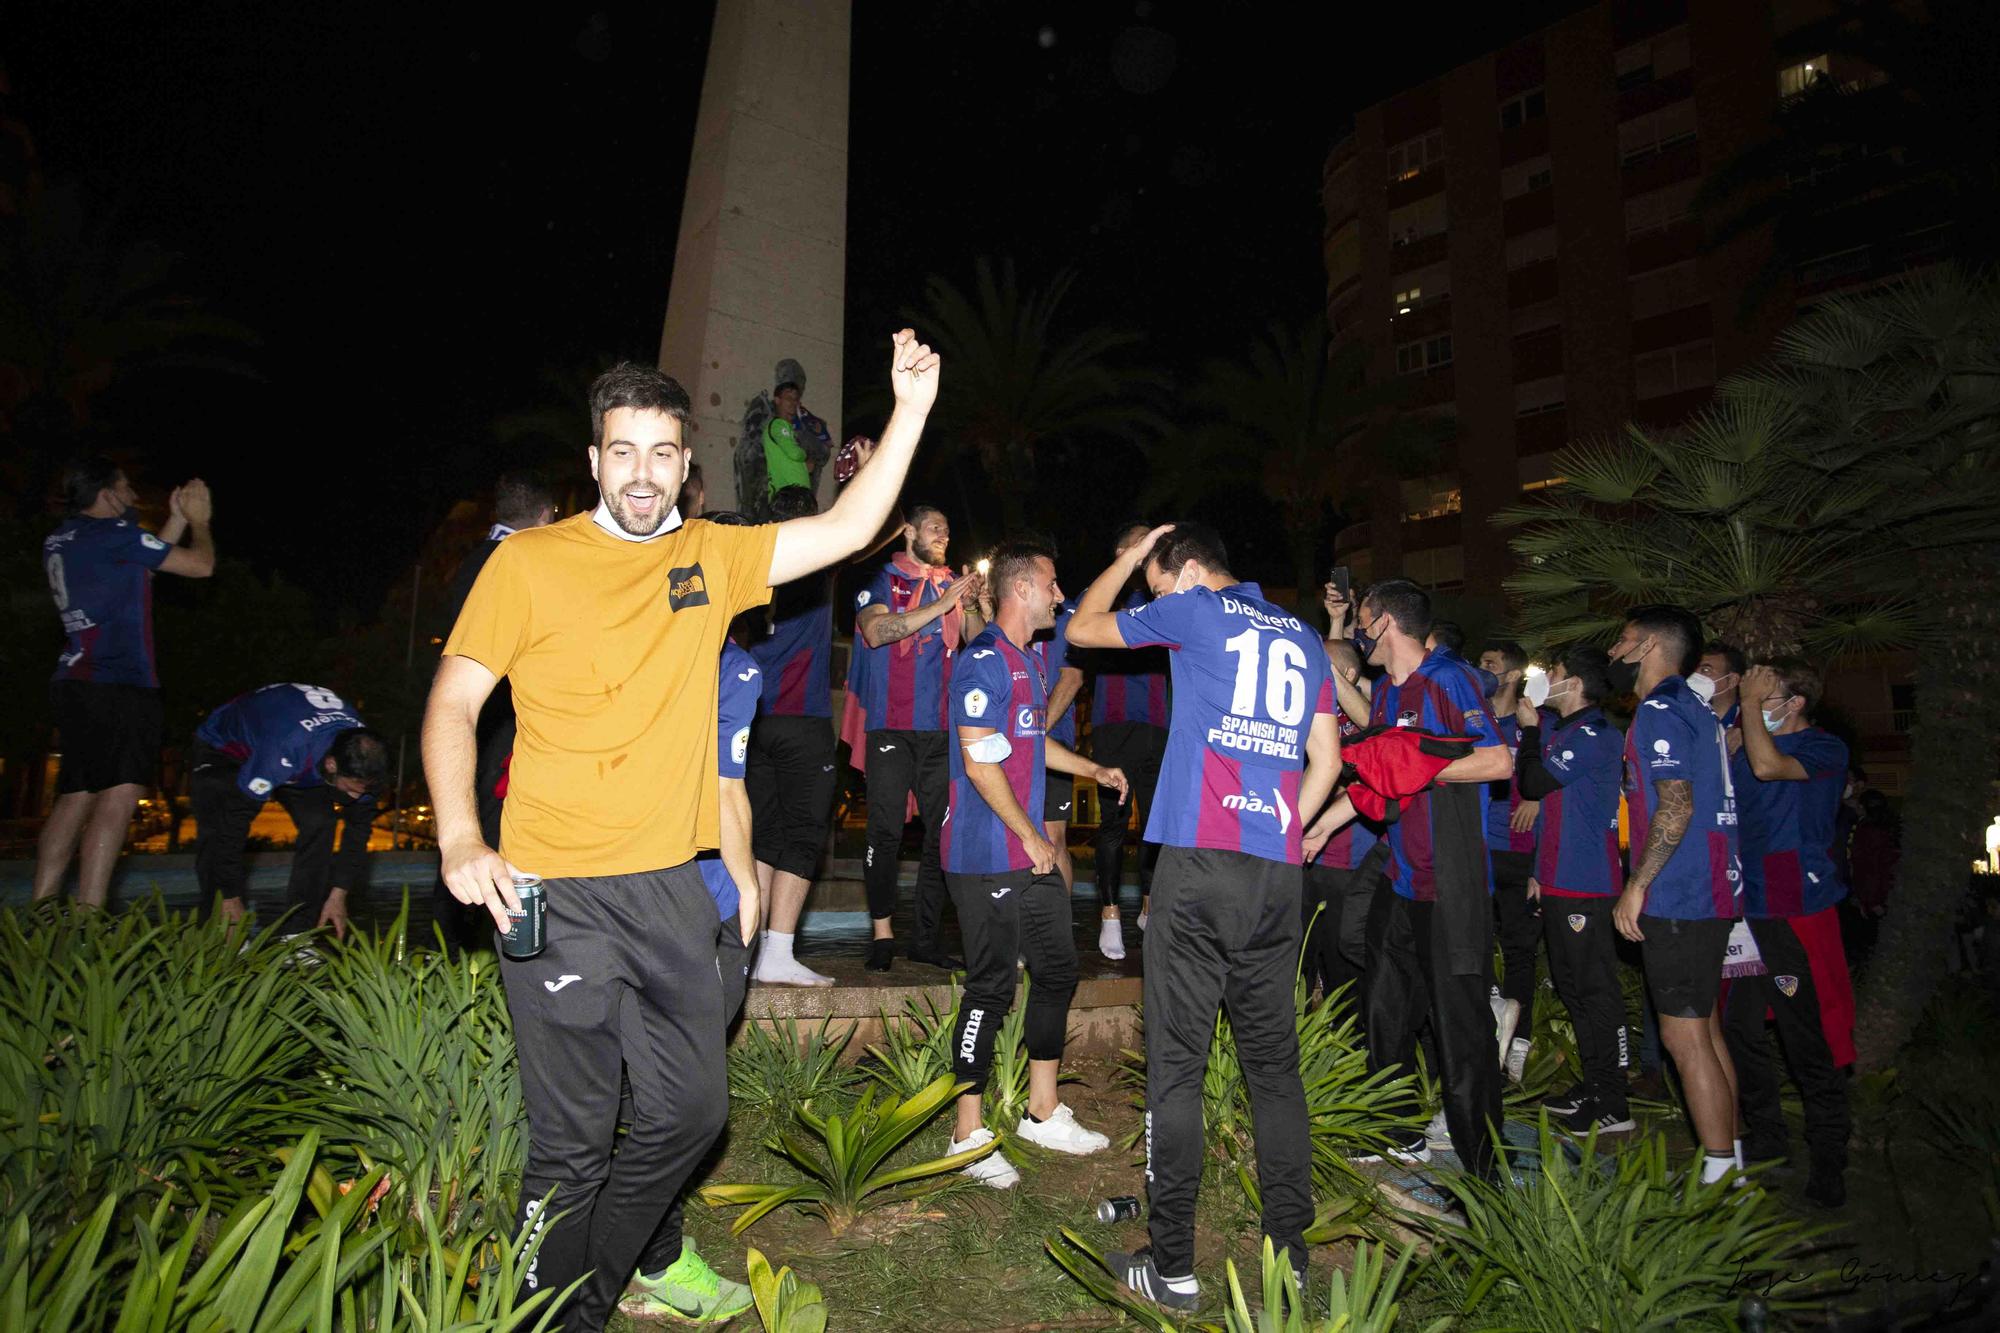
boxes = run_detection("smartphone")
[1330,565,1352,606]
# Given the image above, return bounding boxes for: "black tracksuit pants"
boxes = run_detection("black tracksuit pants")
[1301,855,1382,1016]
[1364,890,1503,1181]
[1541,895,1630,1115]
[1089,721,1166,908]
[503,864,729,1332]
[862,728,950,948]
[747,713,837,880]
[1724,915,1850,1176]
[1143,847,1312,1279]
[190,740,371,922]
[1491,849,1540,1033]
[947,869,1079,1093]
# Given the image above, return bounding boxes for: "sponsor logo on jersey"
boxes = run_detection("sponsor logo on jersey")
[972,648,996,660]
[963,689,989,718]
[731,727,750,766]
[544,974,583,993]
[1015,705,1042,733]
[1221,788,1292,834]
[667,564,710,610]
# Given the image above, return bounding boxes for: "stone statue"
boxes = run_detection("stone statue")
[734,357,832,519]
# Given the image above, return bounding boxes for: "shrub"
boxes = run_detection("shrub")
[746,1246,830,1332]
[730,1014,860,1118]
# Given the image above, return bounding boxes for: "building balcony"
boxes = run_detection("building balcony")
[1616,68,1696,123]
[1631,303,1713,354]
[1507,257,1560,308]
[1497,116,1550,168]
[1632,385,1713,427]
[1386,167,1447,211]
[1515,408,1570,455]
[1512,326,1565,381]
[1503,187,1556,237]
[1627,218,1700,273]
[1621,138,1701,195]
[1390,230,1449,275]
[1390,297,1453,340]
[1333,520,1372,558]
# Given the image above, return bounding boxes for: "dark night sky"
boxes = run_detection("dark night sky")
[10,1,1584,618]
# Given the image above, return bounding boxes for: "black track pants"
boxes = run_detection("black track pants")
[1089,722,1166,908]
[861,729,950,947]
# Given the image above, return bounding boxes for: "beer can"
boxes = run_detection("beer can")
[500,875,546,959]
[1095,1195,1141,1224]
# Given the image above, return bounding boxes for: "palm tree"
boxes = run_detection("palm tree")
[904,258,1161,535]
[1697,0,2000,312]
[1149,321,1439,609]
[1500,266,2000,1069]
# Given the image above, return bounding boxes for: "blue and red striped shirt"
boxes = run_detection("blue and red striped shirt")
[1090,588,1170,728]
[1623,675,1741,920]
[752,576,832,718]
[44,514,173,687]
[1028,600,1079,746]
[852,562,952,731]
[1484,714,1544,853]
[1530,706,1624,898]
[943,625,1048,874]
[195,683,368,802]
[1732,727,1849,919]
[698,642,763,918]
[1369,647,1505,901]
[1116,583,1331,865]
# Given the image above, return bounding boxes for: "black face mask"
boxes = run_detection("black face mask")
[1605,642,1646,695]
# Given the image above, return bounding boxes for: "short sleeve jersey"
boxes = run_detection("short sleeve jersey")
[751,574,833,717]
[697,642,763,919]
[1116,583,1332,865]
[1622,675,1742,920]
[444,512,777,878]
[1369,647,1506,902]
[943,624,1048,874]
[851,562,952,732]
[1733,726,1850,918]
[1027,601,1079,745]
[1484,714,1543,854]
[44,515,174,687]
[195,682,365,801]
[1530,706,1625,898]
[1314,676,1379,870]
[1090,588,1170,728]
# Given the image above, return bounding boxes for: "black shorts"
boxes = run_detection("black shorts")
[1640,915,1732,1019]
[52,680,163,794]
[1043,771,1076,823]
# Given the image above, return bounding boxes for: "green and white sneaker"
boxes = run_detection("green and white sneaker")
[619,1241,753,1323]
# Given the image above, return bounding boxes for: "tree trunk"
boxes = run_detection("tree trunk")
[1853,542,2000,1070]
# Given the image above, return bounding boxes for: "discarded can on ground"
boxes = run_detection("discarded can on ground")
[500,875,546,959]
[1096,1195,1141,1224]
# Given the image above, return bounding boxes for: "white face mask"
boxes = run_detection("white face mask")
[1685,672,1717,705]
[1762,699,1793,731]
[1171,563,1198,595]
[1524,673,1551,707]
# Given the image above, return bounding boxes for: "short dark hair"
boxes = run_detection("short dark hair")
[588,362,692,449]
[493,471,554,527]
[1483,640,1527,673]
[908,504,947,529]
[1429,620,1466,654]
[1556,645,1613,704]
[1761,654,1824,716]
[769,485,818,520]
[774,381,801,397]
[1145,522,1231,582]
[59,455,122,514]
[1113,520,1152,552]
[328,728,391,792]
[1360,578,1432,641]
[1702,640,1748,676]
[704,510,752,527]
[987,540,1056,608]
[1623,603,1704,676]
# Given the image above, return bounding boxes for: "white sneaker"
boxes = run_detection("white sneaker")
[1424,1108,1452,1149]
[1505,1037,1533,1083]
[949,1128,1019,1188]
[1016,1104,1109,1155]
[1491,990,1521,1068]
[751,954,837,987]
[1099,917,1126,961]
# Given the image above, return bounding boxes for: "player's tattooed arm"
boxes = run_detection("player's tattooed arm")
[1629,778,1693,895]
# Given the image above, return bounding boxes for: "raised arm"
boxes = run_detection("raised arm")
[1738,666,1808,782]
[159,479,216,579]
[767,330,939,587]
[856,572,975,648]
[1067,524,1171,649]
[423,654,520,931]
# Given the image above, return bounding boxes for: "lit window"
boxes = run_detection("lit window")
[1500,88,1547,131]
[1401,475,1463,521]
[1391,263,1450,314]
[1779,54,1829,99]
[1386,129,1446,183]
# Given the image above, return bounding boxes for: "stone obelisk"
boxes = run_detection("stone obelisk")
[658,0,850,513]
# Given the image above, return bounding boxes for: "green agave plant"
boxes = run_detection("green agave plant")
[745,1246,829,1333]
[862,988,956,1100]
[700,1075,994,1236]
[1218,1236,1447,1333]
[729,1014,861,1117]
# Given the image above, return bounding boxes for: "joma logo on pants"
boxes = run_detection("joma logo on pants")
[958,1008,985,1064]
[520,1198,546,1289]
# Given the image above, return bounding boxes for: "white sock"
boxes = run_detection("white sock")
[764,930,796,966]
[1733,1138,1744,1169]
[1700,1152,1735,1184]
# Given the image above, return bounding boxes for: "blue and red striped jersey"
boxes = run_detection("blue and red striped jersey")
[852,562,951,731]
[1484,714,1545,853]
[1531,706,1624,898]
[752,576,832,718]
[1027,600,1079,745]
[44,514,173,687]
[1369,647,1505,901]
[1090,588,1170,728]
[698,642,763,918]
[1623,675,1741,920]
[943,625,1048,874]
[1732,726,1849,918]
[1313,675,1379,870]
[1116,583,1332,865]
[195,683,368,802]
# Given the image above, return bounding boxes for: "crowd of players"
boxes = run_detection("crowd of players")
[34,329,1862,1330]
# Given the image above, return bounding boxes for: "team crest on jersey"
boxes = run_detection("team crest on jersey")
[141,532,167,550]
[856,590,872,607]
[667,565,710,610]
[1396,710,1419,728]
[1568,913,1587,932]
[963,688,989,718]
[731,727,750,766]
[1774,974,1799,998]
[248,777,273,796]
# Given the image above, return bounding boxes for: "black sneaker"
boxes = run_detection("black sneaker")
[906,945,965,970]
[1348,1130,1431,1165]
[1804,1157,1846,1209]
[1558,1101,1636,1135]
[1543,1083,1591,1117]
[1104,1246,1200,1313]
[865,938,895,972]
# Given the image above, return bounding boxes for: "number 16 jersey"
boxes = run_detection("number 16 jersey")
[1115,582,1332,865]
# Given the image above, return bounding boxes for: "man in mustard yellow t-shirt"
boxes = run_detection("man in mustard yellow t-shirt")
[424,330,941,1332]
